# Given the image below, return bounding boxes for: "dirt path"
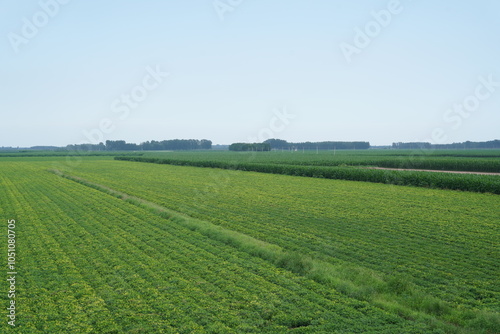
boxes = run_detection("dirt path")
[364,167,500,176]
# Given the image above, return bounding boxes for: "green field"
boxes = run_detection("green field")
[118,150,500,194]
[141,149,500,172]
[1,151,499,333]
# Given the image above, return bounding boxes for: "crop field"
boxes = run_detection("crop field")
[141,149,500,172]
[118,150,500,194]
[1,151,499,333]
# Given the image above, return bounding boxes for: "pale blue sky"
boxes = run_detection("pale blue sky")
[1,0,499,147]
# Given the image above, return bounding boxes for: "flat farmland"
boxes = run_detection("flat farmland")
[118,150,500,194]
[140,149,500,173]
[1,153,499,333]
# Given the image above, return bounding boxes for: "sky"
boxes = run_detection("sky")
[1,0,499,147]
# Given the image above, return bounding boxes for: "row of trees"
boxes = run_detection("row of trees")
[66,139,212,151]
[263,139,370,150]
[392,140,500,150]
[392,142,432,150]
[229,143,271,151]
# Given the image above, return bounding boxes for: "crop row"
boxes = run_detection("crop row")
[269,157,500,173]
[115,156,500,194]
[142,150,500,170]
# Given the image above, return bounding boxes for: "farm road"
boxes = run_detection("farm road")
[365,167,500,176]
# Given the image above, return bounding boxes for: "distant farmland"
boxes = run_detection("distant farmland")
[1,150,499,333]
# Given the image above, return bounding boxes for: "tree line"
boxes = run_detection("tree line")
[392,140,500,150]
[263,139,370,150]
[229,143,271,151]
[66,139,212,151]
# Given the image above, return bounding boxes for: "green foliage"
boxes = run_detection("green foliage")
[264,139,371,150]
[2,157,499,333]
[62,158,500,332]
[1,160,445,333]
[115,155,500,194]
[229,143,271,151]
[52,168,500,333]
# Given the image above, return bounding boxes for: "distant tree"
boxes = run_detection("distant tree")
[264,139,370,150]
[392,142,431,150]
[264,139,290,150]
[200,140,212,149]
[393,140,500,150]
[229,143,271,151]
[139,139,212,151]
[65,143,106,151]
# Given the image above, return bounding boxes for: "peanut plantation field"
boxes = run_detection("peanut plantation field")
[1,151,499,333]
